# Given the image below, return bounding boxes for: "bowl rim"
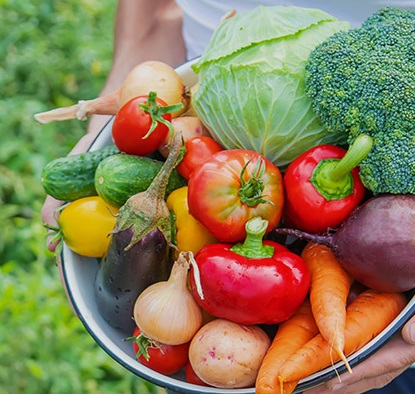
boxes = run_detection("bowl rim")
[61,58,415,394]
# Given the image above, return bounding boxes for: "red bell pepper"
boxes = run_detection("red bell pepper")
[189,217,310,325]
[283,134,373,233]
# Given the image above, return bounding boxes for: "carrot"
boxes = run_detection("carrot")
[277,289,406,386]
[255,298,319,394]
[301,242,354,373]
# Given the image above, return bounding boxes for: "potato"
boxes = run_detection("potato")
[188,319,271,388]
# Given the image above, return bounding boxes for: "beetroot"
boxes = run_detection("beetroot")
[272,194,415,292]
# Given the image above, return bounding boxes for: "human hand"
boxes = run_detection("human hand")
[41,128,106,316]
[41,128,105,251]
[305,314,415,393]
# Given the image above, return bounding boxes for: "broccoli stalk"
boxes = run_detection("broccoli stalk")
[305,6,415,195]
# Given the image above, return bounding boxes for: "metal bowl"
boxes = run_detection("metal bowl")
[61,59,415,394]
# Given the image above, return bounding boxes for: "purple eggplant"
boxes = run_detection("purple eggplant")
[94,228,170,333]
[271,194,415,293]
[94,135,183,333]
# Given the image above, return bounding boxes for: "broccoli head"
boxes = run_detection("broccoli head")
[305,6,415,195]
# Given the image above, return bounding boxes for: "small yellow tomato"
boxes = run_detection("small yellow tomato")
[59,196,118,258]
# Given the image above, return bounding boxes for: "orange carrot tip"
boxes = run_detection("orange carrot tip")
[277,376,297,394]
[277,289,406,384]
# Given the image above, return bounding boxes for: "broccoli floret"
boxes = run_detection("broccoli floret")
[305,7,415,195]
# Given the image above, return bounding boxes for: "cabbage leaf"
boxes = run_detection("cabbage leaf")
[192,6,350,168]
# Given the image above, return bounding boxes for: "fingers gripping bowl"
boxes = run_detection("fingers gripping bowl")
[61,59,415,394]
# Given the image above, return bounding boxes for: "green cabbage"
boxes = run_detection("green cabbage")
[192,6,350,168]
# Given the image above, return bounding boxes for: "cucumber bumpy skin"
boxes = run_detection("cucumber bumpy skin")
[41,145,119,202]
[94,153,187,208]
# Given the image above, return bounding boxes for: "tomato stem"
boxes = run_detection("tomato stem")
[139,91,184,139]
[238,158,271,207]
[124,333,155,361]
[310,134,373,201]
[230,217,274,258]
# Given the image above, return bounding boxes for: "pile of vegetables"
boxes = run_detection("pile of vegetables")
[37,5,415,393]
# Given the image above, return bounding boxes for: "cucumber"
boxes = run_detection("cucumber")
[41,145,119,201]
[95,154,187,207]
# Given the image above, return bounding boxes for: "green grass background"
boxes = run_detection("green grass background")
[0,1,168,393]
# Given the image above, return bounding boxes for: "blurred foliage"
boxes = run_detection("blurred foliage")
[0,1,166,393]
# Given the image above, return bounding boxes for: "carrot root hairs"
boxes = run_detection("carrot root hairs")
[277,289,406,384]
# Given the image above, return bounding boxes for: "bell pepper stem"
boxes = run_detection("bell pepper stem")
[310,134,373,201]
[230,217,274,258]
[331,134,373,180]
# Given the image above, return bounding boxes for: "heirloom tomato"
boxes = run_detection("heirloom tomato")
[187,149,284,243]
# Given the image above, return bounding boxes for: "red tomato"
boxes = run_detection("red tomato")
[131,326,190,375]
[112,93,171,156]
[185,363,210,386]
[187,149,284,243]
[177,136,222,179]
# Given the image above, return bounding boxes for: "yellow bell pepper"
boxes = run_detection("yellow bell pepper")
[167,186,217,255]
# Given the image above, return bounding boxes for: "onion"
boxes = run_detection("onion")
[158,115,211,157]
[34,61,189,124]
[133,251,203,345]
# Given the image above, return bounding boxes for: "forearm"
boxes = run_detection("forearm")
[102,0,186,96]
[88,0,186,133]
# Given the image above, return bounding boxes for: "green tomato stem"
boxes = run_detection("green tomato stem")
[238,158,271,207]
[230,217,274,258]
[139,91,184,139]
[310,134,373,201]
[124,333,154,361]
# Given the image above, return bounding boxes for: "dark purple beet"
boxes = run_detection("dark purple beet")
[271,194,415,292]
[94,134,183,333]
[94,227,171,333]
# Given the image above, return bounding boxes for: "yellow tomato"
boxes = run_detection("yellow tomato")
[59,196,118,258]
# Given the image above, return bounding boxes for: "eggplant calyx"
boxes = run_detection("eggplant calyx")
[112,134,183,251]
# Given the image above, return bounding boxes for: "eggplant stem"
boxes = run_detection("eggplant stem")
[146,133,183,200]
